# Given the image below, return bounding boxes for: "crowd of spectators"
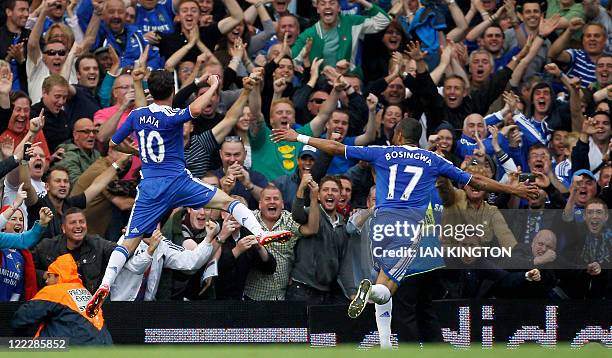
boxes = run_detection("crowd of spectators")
[0,0,610,333]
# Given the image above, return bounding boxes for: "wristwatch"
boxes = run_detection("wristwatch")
[111,162,120,171]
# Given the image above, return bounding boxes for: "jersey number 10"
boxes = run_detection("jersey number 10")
[138,130,166,163]
[386,164,423,201]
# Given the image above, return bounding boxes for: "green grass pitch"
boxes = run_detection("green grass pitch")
[3,343,610,358]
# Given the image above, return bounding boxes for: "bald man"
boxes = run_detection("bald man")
[54,118,101,185]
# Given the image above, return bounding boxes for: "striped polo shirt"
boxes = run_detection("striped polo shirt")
[566,49,597,88]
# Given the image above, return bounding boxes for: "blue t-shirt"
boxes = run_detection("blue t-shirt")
[0,249,24,302]
[111,103,195,179]
[135,0,175,34]
[327,136,357,175]
[494,47,520,72]
[345,145,472,209]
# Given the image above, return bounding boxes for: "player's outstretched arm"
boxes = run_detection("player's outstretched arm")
[109,138,139,156]
[133,45,150,108]
[469,173,540,200]
[189,75,221,118]
[270,128,346,156]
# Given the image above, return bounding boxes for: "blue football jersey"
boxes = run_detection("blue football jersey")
[345,145,472,209]
[111,103,194,179]
[135,0,175,34]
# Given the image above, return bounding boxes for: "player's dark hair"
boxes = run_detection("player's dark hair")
[147,70,175,100]
[394,117,422,146]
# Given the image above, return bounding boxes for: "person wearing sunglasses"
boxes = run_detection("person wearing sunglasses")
[26,36,72,105]
[53,118,101,186]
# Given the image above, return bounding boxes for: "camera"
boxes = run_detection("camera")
[518,173,536,182]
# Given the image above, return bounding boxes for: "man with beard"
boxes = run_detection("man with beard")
[243,183,320,300]
[312,99,378,176]
[273,145,317,211]
[562,198,611,298]
[62,52,102,126]
[0,0,30,92]
[287,176,356,304]
[549,20,607,88]
[54,118,101,186]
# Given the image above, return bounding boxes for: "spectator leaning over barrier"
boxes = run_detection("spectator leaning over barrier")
[12,253,113,345]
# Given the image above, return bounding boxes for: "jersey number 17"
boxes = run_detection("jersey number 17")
[386,164,423,201]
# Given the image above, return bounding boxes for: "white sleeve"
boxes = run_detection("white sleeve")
[0,214,8,231]
[163,239,213,271]
[360,12,391,35]
[66,15,84,44]
[123,246,153,274]
[25,16,37,30]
